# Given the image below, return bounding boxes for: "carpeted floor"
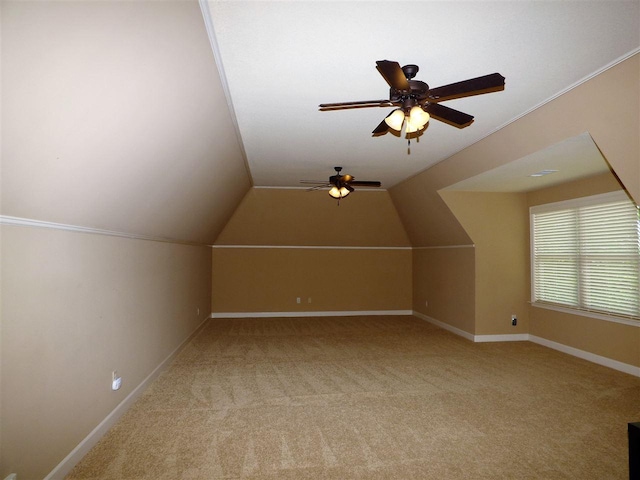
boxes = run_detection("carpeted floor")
[67,315,640,479]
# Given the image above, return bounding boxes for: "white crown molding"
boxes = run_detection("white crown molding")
[253,186,388,192]
[1,216,464,251]
[394,49,640,192]
[210,244,411,250]
[413,244,475,250]
[495,47,640,134]
[0,216,203,246]
[198,0,253,185]
[212,310,412,319]
[0,217,474,251]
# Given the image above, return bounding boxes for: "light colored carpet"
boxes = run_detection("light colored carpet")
[67,316,640,479]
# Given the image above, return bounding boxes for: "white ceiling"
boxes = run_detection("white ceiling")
[203,0,640,189]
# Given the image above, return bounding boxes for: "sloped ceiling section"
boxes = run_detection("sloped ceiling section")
[1,1,251,245]
[215,188,411,247]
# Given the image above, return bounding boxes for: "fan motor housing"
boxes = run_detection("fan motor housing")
[389,80,430,105]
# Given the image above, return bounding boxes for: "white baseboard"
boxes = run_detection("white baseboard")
[474,333,530,343]
[211,310,413,318]
[413,311,640,378]
[44,316,211,480]
[529,335,640,378]
[412,311,475,341]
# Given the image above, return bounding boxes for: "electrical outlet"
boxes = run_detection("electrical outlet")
[296,297,301,304]
[112,371,122,391]
[511,315,517,326]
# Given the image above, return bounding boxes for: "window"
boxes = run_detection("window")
[531,191,640,323]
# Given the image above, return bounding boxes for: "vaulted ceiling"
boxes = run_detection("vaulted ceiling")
[2,1,639,245]
[203,1,640,187]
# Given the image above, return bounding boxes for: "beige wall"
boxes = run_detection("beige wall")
[1,0,251,245]
[526,171,626,206]
[216,188,411,247]
[526,172,639,367]
[212,247,411,314]
[392,55,638,344]
[0,226,211,479]
[212,188,412,315]
[425,171,634,347]
[439,191,530,335]
[1,2,241,477]
[412,247,475,334]
[530,308,640,367]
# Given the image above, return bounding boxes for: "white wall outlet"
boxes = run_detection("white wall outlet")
[296,297,301,304]
[112,371,122,391]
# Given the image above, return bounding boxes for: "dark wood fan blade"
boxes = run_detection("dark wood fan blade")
[319,100,392,111]
[425,103,474,128]
[349,180,381,187]
[376,60,410,91]
[372,119,390,135]
[427,73,505,102]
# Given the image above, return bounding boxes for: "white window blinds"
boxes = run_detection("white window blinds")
[531,191,640,321]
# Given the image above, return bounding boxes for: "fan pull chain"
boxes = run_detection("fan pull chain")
[407,132,420,154]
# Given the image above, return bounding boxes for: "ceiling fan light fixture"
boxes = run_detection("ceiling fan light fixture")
[384,109,405,131]
[405,119,420,134]
[409,106,430,128]
[303,167,380,202]
[328,185,351,199]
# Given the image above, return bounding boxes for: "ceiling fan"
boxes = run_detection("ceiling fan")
[301,166,381,203]
[319,60,505,139]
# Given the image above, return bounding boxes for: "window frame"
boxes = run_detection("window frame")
[530,190,640,327]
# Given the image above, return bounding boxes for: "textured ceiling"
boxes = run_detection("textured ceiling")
[203,1,640,189]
